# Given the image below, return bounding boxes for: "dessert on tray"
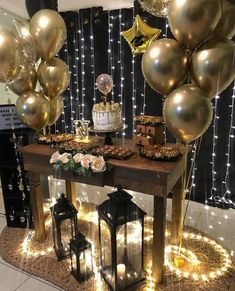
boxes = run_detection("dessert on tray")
[92,101,123,131]
[91,145,134,160]
[135,115,164,126]
[140,144,182,161]
[59,140,97,153]
[38,133,74,144]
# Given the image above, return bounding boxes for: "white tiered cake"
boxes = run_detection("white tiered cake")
[92,101,123,131]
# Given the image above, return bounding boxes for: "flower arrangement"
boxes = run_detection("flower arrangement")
[50,151,110,176]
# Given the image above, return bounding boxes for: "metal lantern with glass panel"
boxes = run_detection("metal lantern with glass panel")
[97,186,146,290]
[50,193,78,261]
[70,231,94,283]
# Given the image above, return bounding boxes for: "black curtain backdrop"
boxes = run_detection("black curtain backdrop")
[53,8,234,204]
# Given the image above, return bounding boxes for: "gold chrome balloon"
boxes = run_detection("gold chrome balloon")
[37,57,70,98]
[142,38,188,96]
[121,15,161,55]
[163,85,213,144]
[212,0,235,40]
[138,0,171,18]
[46,95,63,126]
[29,9,67,60]
[168,0,222,50]
[16,91,50,130]
[190,39,235,98]
[8,64,37,96]
[0,31,21,83]
[13,20,37,65]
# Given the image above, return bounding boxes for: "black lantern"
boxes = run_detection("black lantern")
[51,193,78,260]
[97,186,146,290]
[70,232,94,283]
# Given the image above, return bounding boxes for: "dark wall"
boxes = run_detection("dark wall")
[54,8,235,204]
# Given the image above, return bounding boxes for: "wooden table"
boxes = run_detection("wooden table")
[19,142,188,284]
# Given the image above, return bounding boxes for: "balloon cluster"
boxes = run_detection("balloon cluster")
[142,0,235,144]
[0,9,70,131]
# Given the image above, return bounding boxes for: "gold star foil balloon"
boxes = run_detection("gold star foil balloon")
[121,14,161,55]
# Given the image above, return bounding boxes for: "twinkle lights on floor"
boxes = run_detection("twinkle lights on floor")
[9,206,233,291]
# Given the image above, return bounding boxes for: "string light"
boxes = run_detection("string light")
[108,11,115,101]
[164,232,232,282]
[60,40,69,133]
[132,8,137,136]
[207,95,220,204]
[221,82,235,206]
[64,34,75,132]
[118,10,124,110]
[80,12,85,120]
[74,19,81,121]
[118,10,126,138]
[90,9,96,104]
[18,204,233,289]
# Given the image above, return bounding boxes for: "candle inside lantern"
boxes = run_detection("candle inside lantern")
[79,253,86,274]
[72,252,77,271]
[117,263,126,279]
[85,249,92,272]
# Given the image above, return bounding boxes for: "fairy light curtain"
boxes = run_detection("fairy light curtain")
[53,8,235,204]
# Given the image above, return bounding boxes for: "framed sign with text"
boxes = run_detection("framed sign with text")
[0,104,26,131]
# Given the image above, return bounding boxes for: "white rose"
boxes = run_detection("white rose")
[91,156,106,173]
[58,152,71,164]
[81,154,94,169]
[73,153,84,164]
[50,151,61,164]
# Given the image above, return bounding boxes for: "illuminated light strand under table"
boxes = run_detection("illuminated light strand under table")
[19,211,233,290]
[19,140,190,285]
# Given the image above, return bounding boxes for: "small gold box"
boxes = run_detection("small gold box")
[134,115,164,146]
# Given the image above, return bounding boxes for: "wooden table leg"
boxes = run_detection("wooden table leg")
[28,171,46,242]
[65,180,77,207]
[171,175,184,246]
[152,195,167,284]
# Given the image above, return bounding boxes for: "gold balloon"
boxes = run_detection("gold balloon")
[7,64,37,96]
[138,0,171,18]
[142,38,188,96]
[16,91,50,130]
[163,84,213,144]
[190,39,235,98]
[46,95,63,126]
[37,57,70,98]
[212,0,235,40]
[121,14,161,55]
[168,0,222,50]
[13,20,37,65]
[0,31,21,83]
[29,9,67,60]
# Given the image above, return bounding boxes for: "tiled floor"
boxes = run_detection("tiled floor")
[0,186,235,290]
